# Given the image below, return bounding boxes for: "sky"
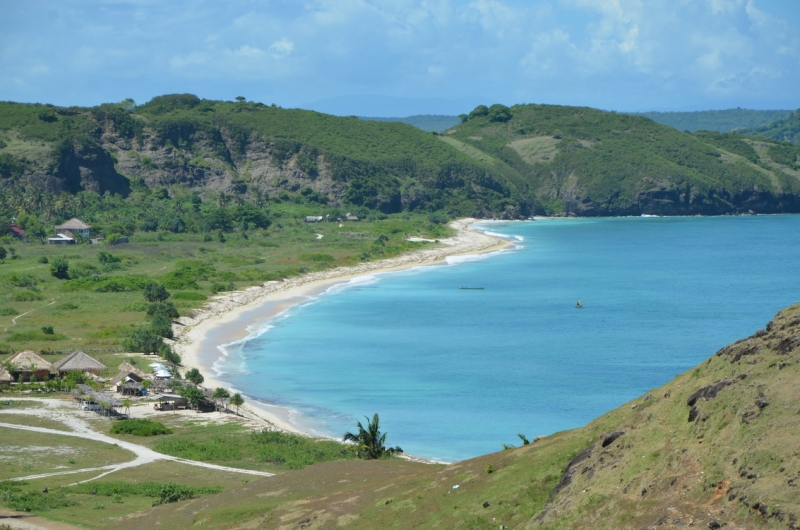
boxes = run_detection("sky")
[1,0,799,116]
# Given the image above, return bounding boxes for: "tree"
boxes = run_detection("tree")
[235,96,246,102]
[229,393,244,415]
[150,314,174,339]
[179,385,205,412]
[212,387,230,411]
[143,282,171,303]
[0,246,7,263]
[122,327,162,354]
[50,258,69,279]
[488,103,512,122]
[185,368,204,386]
[343,413,402,459]
[147,301,179,319]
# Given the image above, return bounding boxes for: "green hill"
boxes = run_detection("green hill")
[744,109,800,145]
[444,103,800,216]
[103,301,800,529]
[2,96,800,224]
[632,109,792,133]
[0,95,521,221]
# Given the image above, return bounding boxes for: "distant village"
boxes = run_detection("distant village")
[1,349,227,415]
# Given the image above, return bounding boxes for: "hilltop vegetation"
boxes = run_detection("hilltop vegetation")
[632,108,792,133]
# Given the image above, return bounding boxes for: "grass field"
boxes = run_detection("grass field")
[0,213,450,362]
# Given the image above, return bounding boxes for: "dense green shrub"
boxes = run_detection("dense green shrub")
[50,258,69,279]
[110,419,172,436]
[11,290,43,302]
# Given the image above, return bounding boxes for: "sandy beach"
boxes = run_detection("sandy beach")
[171,218,511,436]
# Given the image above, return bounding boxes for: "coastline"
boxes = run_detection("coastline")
[171,218,512,438]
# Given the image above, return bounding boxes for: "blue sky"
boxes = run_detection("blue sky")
[1,0,799,116]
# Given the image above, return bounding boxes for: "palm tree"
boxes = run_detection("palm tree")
[229,393,244,415]
[343,413,402,459]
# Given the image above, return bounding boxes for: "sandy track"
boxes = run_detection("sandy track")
[0,399,274,484]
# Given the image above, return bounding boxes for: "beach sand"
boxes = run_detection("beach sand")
[171,218,510,436]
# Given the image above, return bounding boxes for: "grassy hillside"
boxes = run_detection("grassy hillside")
[744,109,800,145]
[85,302,800,530]
[632,109,792,133]
[445,104,800,215]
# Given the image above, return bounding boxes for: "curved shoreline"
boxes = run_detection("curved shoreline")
[171,218,512,440]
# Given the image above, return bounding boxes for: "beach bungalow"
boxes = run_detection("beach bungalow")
[0,366,13,384]
[52,350,107,376]
[110,361,148,394]
[154,393,189,411]
[55,218,92,238]
[5,350,53,381]
[305,216,323,223]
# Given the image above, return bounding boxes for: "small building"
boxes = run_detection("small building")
[305,216,323,223]
[55,218,92,238]
[154,393,189,411]
[0,366,13,384]
[48,233,75,245]
[5,350,53,381]
[345,213,360,222]
[9,223,25,241]
[52,350,107,376]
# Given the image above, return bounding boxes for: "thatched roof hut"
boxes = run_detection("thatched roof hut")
[52,350,107,375]
[6,350,53,381]
[0,366,13,383]
[117,361,147,380]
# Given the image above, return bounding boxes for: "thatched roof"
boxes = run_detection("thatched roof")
[6,350,53,372]
[117,361,147,380]
[0,366,12,382]
[56,218,91,230]
[52,350,107,373]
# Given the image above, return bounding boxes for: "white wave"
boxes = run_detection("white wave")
[514,235,524,241]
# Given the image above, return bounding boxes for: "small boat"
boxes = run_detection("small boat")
[459,286,485,290]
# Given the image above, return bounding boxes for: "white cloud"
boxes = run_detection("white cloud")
[268,39,293,59]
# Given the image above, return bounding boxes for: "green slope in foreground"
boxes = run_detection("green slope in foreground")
[106,302,800,530]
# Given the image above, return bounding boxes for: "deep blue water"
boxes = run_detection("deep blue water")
[214,216,800,462]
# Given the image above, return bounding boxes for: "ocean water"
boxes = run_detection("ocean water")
[214,215,800,462]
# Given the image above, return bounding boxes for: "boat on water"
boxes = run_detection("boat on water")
[459,286,485,290]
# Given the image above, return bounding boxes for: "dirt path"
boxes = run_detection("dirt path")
[4,300,56,331]
[0,399,274,484]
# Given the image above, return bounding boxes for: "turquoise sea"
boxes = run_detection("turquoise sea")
[213,215,800,462]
